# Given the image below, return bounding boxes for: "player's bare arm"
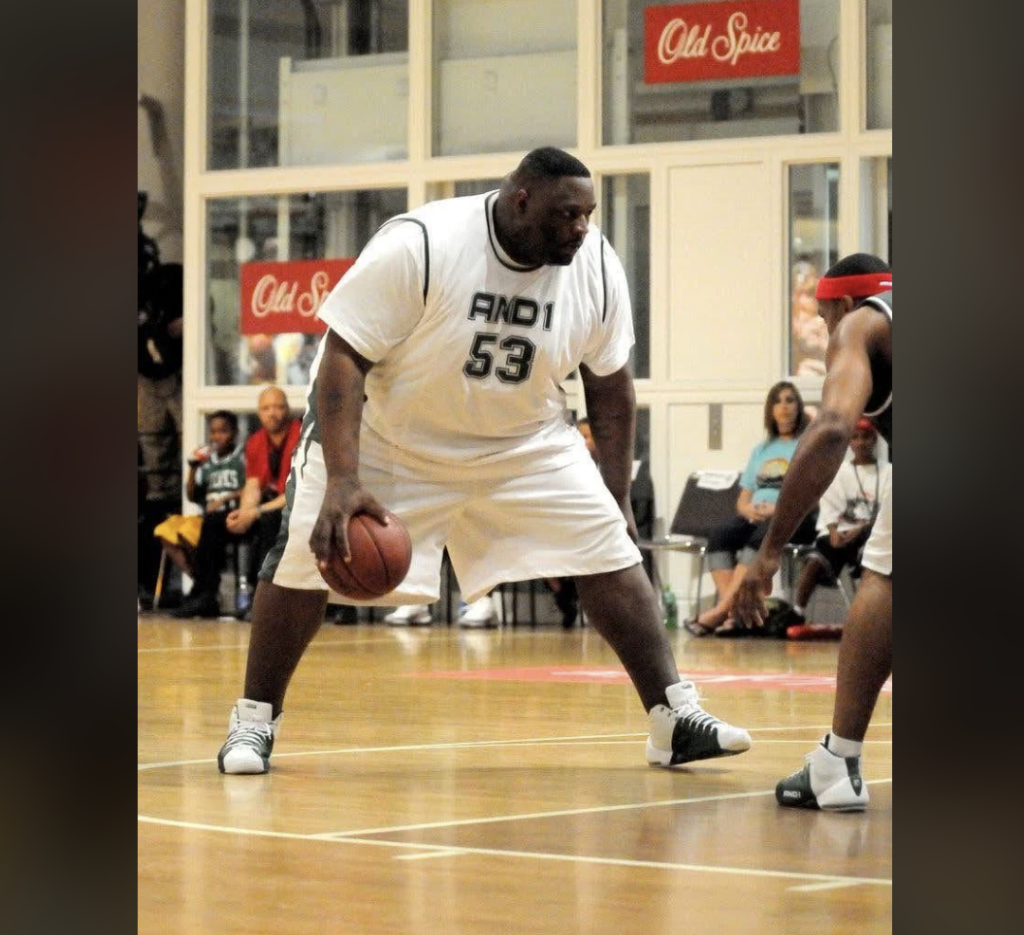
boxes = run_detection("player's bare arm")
[311,330,387,565]
[580,362,639,539]
[731,308,881,626]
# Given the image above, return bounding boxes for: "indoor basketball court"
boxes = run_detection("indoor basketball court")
[138,615,892,934]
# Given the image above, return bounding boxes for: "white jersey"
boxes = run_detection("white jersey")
[314,191,634,473]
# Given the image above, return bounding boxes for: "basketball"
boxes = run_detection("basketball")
[320,509,413,600]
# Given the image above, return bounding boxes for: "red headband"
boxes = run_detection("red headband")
[815,272,892,300]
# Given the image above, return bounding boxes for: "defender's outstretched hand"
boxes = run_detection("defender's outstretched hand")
[731,552,781,629]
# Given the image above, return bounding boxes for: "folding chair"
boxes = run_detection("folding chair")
[637,469,742,616]
[782,542,856,619]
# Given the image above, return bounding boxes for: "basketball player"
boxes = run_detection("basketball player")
[217,147,751,774]
[731,252,892,811]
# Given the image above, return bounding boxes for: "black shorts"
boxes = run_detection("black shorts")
[807,533,866,580]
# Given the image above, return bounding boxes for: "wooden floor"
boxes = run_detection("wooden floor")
[138,612,892,935]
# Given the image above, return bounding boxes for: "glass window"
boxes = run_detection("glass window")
[603,0,839,145]
[859,156,892,265]
[600,175,650,379]
[432,0,577,156]
[788,162,839,378]
[425,179,504,203]
[207,0,409,169]
[206,189,407,386]
[865,0,892,130]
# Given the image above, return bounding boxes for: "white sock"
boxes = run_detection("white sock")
[825,732,863,758]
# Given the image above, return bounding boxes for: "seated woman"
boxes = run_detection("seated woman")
[684,380,818,636]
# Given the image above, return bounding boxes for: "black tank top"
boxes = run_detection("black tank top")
[856,290,892,452]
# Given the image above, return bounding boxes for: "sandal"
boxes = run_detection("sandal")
[714,617,755,638]
[683,617,717,637]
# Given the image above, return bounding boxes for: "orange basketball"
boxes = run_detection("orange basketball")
[320,509,413,600]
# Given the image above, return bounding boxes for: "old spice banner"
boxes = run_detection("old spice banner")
[240,258,355,335]
[645,0,801,84]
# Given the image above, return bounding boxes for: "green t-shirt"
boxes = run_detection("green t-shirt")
[193,445,246,512]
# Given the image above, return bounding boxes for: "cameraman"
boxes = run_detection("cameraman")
[138,191,185,603]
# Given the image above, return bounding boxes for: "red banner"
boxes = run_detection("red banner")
[239,258,354,335]
[644,0,801,84]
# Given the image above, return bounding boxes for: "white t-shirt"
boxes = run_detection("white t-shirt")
[314,191,635,473]
[816,461,893,535]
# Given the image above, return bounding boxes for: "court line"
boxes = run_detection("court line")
[789,880,866,893]
[137,725,892,771]
[137,814,891,888]
[138,636,403,653]
[395,848,465,862]
[312,781,892,838]
[137,629,578,653]
[344,837,892,888]
[138,733,649,770]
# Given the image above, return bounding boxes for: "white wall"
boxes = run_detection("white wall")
[138,0,186,263]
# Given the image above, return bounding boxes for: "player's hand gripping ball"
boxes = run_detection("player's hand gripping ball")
[320,509,413,600]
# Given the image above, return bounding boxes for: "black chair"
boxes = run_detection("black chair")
[637,469,742,616]
[782,542,855,617]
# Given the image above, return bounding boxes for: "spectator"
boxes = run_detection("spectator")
[684,380,818,636]
[137,190,184,601]
[772,417,890,630]
[167,410,247,618]
[384,589,498,629]
[225,385,302,596]
[383,602,434,627]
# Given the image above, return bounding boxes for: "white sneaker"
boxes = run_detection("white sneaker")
[646,680,752,766]
[459,595,497,628]
[217,698,281,774]
[384,604,432,626]
[776,737,869,811]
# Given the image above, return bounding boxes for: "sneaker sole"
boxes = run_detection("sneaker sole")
[777,794,867,812]
[645,738,749,766]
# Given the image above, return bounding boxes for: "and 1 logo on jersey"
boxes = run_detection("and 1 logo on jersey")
[468,292,555,330]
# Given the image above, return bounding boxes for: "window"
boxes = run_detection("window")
[865,0,893,130]
[788,162,839,378]
[425,179,504,203]
[432,0,577,156]
[600,174,650,379]
[205,189,407,386]
[602,0,840,145]
[860,156,892,264]
[207,0,410,169]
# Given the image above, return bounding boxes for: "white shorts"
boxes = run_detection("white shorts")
[860,467,892,576]
[264,426,643,606]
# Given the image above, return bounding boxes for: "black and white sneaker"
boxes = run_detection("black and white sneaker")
[646,680,752,766]
[776,738,869,811]
[217,698,281,774]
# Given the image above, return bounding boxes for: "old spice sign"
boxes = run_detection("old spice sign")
[240,258,354,335]
[645,0,801,84]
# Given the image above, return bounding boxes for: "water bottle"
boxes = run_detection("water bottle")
[662,586,678,630]
[235,579,252,620]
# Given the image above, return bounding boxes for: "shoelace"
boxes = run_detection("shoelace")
[223,721,273,750]
[672,701,721,730]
